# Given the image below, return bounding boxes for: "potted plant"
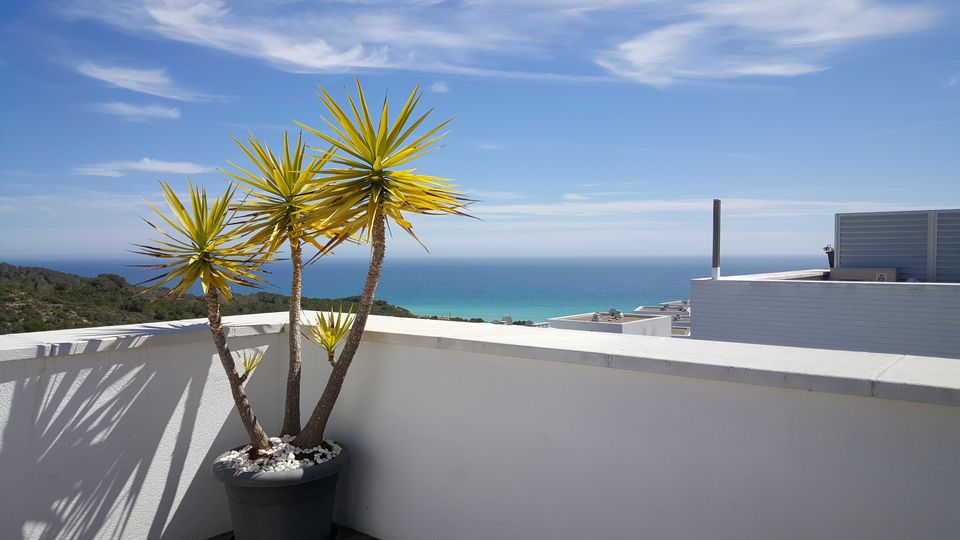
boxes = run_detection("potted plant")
[137,79,470,539]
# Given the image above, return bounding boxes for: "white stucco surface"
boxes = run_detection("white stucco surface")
[2,314,959,539]
[691,272,960,358]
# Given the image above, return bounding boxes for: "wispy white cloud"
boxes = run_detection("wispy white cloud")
[221,121,290,133]
[58,0,938,86]
[597,22,825,86]
[430,81,450,93]
[465,189,528,200]
[948,73,960,87]
[0,192,151,216]
[476,143,505,151]
[563,193,590,201]
[0,191,940,258]
[91,102,181,121]
[597,0,937,85]
[477,197,920,218]
[411,63,614,83]
[64,2,394,73]
[74,158,214,177]
[76,62,211,101]
[0,191,164,257]
[0,170,47,178]
[877,118,960,134]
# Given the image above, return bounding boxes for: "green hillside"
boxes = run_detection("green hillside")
[0,262,417,334]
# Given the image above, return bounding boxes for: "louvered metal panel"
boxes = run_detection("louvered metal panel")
[836,211,929,281]
[835,209,960,283]
[936,210,960,283]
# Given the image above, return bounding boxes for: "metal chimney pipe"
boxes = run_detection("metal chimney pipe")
[712,199,721,279]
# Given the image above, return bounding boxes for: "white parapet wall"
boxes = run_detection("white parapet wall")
[690,270,960,358]
[2,314,960,539]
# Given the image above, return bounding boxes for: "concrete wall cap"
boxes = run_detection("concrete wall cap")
[2,312,958,408]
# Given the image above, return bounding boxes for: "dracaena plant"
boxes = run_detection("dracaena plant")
[137,79,469,456]
[291,79,472,449]
[223,130,335,436]
[312,306,354,366]
[136,181,272,450]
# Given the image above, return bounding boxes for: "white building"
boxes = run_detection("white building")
[691,209,960,358]
[634,300,691,336]
[547,310,672,336]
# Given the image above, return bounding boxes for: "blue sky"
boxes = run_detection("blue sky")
[1,0,958,259]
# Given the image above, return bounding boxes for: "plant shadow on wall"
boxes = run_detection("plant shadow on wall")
[0,326,276,539]
[0,78,473,540]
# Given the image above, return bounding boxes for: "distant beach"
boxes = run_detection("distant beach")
[6,256,824,322]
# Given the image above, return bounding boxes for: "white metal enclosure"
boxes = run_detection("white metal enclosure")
[835,209,960,282]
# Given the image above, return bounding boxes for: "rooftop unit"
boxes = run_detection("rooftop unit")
[634,300,691,336]
[834,209,960,283]
[828,267,897,282]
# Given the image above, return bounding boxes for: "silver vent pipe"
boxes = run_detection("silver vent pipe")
[712,198,721,279]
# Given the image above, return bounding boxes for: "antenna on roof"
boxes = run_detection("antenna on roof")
[712,198,721,280]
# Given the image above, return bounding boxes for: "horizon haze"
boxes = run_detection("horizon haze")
[1,0,958,259]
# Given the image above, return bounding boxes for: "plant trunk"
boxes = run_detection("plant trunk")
[205,288,271,451]
[282,239,304,436]
[294,212,386,449]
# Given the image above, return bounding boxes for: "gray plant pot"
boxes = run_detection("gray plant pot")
[211,444,348,540]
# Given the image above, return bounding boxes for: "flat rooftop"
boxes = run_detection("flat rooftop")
[636,304,690,312]
[697,269,960,285]
[557,313,662,324]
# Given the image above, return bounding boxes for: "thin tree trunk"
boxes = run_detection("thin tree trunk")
[205,288,271,451]
[294,212,386,449]
[281,238,304,436]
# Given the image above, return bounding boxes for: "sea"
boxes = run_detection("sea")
[6,256,824,322]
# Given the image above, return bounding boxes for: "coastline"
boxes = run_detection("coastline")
[4,255,824,324]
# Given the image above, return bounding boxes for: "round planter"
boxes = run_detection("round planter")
[211,444,348,540]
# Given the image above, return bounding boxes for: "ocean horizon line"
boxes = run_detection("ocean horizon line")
[4,253,824,263]
[2,255,825,322]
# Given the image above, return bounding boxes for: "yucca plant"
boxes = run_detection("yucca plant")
[311,306,354,366]
[136,181,272,451]
[135,79,469,455]
[292,79,471,449]
[223,130,334,436]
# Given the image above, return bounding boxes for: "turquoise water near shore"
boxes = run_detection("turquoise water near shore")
[7,256,823,322]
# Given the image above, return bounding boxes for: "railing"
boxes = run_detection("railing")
[2,313,959,539]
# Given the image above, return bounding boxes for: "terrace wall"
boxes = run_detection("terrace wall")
[1,314,959,539]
